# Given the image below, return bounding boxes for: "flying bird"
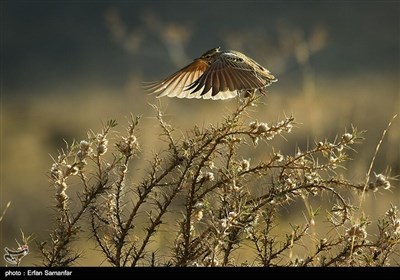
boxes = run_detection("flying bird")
[143,47,277,100]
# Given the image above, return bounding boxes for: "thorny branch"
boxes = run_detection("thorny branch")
[38,96,399,267]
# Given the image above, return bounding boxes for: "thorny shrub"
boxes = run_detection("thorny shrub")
[36,95,398,267]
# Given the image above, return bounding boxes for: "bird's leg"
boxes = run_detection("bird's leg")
[243,89,256,98]
[258,87,267,96]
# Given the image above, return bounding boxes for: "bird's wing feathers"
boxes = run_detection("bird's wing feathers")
[187,53,266,97]
[142,59,209,98]
[143,51,276,100]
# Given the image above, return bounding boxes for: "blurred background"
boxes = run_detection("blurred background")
[1,0,399,266]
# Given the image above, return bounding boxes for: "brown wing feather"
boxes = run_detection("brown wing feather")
[212,72,220,96]
[223,56,266,89]
[144,50,276,100]
[223,67,237,91]
[142,59,209,97]
[187,53,269,98]
[218,68,228,92]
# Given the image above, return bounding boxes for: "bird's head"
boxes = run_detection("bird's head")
[199,47,221,62]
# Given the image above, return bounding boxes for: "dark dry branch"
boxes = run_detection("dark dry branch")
[38,95,399,267]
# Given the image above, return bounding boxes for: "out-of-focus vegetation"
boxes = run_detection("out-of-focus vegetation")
[1,1,399,266]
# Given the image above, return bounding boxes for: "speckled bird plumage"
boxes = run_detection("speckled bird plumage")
[143,47,277,100]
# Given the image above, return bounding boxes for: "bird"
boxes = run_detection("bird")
[143,47,277,100]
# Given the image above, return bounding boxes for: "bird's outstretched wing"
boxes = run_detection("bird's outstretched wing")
[143,58,241,100]
[187,52,276,98]
[142,59,213,99]
[143,51,276,100]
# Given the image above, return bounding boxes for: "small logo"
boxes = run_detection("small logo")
[4,245,29,265]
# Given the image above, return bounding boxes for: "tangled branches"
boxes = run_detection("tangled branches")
[38,95,399,267]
